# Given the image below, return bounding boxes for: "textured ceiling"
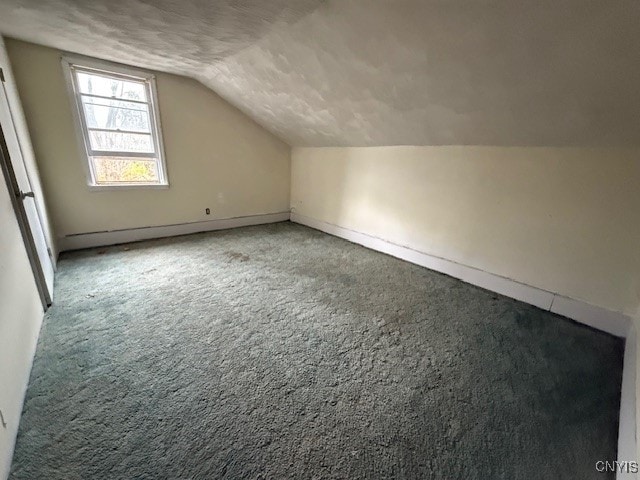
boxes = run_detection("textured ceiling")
[0,0,639,146]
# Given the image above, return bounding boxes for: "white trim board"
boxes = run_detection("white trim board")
[58,212,290,252]
[617,325,637,479]
[290,213,631,338]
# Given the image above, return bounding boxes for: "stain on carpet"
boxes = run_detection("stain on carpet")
[225,251,251,262]
[10,222,623,479]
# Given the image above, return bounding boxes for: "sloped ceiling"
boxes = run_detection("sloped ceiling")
[0,0,639,146]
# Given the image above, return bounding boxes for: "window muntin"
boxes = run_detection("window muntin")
[64,59,168,187]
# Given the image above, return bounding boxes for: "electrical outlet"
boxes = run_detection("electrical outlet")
[205,208,210,215]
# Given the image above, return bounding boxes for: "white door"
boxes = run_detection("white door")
[0,73,54,306]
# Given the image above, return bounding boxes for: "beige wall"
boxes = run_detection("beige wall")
[0,166,43,479]
[5,38,291,244]
[291,146,640,316]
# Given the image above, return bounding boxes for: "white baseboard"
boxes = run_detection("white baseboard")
[550,295,631,339]
[291,213,631,338]
[59,212,291,252]
[618,325,637,479]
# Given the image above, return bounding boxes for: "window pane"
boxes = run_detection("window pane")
[91,156,159,184]
[88,130,154,153]
[76,71,147,101]
[82,97,151,132]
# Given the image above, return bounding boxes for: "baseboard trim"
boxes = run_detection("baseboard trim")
[291,213,631,338]
[59,212,291,252]
[550,296,631,339]
[617,325,637,479]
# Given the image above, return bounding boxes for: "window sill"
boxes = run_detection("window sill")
[87,183,169,192]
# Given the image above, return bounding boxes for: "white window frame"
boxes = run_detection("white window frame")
[61,54,169,190]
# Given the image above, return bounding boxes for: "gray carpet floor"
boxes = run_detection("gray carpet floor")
[11,222,623,479]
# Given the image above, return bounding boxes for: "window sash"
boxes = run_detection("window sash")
[64,59,168,186]
[74,69,156,155]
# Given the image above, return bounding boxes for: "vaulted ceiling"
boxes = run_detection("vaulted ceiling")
[0,0,639,146]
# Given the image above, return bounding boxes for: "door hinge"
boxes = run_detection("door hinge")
[0,68,4,83]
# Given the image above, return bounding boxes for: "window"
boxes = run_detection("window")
[62,56,168,187]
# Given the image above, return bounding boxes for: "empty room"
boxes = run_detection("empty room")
[0,1,639,479]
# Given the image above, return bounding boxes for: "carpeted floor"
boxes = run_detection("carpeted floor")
[11,222,623,479]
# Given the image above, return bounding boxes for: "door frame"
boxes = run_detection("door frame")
[0,122,51,309]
